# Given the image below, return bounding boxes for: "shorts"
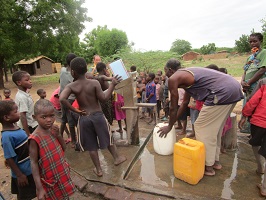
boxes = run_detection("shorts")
[54,109,62,123]
[190,108,200,124]
[77,112,112,151]
[249,124,266,158]
[11,174,36,200]
[61,99,75,127]
[178,105,190,121]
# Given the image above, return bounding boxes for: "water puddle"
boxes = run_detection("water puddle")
[139,148,168,187]
[221,153,238,199]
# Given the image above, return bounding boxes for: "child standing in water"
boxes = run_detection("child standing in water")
[60,57,126,177]
[29,99,75,200]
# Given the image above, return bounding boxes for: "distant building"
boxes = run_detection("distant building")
[182,51,200,61]
[15,55,54,75]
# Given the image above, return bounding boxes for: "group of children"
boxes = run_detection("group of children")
[2,48,266,198]
[137,71,166,125]
[0,54,127,200]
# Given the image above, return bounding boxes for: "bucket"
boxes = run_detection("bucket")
[153,123,176,155]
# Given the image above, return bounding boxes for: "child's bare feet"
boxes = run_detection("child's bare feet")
[186,132,195,138]
[93,168,103,177]
[114,156,127,166]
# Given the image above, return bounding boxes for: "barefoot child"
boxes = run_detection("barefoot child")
[239,78,266,197]
[113,93,127,139]
[29,99,75,200]
[60,57,127,177]
[145,73,156,124]
[0,100,36,200]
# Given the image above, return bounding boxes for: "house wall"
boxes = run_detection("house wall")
[182,52,200,61]
[19,64,35,75]
[35,58,53,75]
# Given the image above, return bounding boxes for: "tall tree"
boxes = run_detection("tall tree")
[0,0,89,89]
[94,28,128,57]
[81,26,108,61]
[235,34,250,53]
[170,39,192,55]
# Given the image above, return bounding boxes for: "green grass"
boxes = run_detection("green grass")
[182,55,246,77]
[31,73,60,85]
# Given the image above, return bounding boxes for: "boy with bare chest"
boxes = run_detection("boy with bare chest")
[94,62,114,125]
[60,57,126,177]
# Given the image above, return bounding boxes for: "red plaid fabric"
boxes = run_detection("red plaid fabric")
[29,133,75,200]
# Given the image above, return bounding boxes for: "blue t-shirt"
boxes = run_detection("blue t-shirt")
[1,129,32,178]
[146,81,157,103]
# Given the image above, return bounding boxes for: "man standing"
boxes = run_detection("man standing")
[158,58,243,176]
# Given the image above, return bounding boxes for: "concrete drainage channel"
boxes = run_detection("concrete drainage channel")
[70,130,178,199]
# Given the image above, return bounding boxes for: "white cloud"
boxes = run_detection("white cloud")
[81,0,265,51]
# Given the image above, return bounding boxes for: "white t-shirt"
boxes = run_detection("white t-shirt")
[15,89,38,128]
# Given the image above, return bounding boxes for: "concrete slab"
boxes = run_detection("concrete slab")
[65,119,265,199]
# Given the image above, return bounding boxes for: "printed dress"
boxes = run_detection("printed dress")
[29,133,75,200]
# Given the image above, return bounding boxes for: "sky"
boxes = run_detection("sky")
[81,0,265,52]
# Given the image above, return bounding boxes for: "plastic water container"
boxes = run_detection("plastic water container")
[153,123,176,155]
[173,138,205,185]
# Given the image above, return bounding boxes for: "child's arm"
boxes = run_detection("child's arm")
[5,158,29,187]
[97,75,122,101]
[51,125,66,151]
[60,86,86,115]
[20,112,31,136]
[29,139,48,200]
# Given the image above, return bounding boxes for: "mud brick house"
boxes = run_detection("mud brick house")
[182,51,200,61]
[15,55,54,75]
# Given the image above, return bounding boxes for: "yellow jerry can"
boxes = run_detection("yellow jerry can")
[173,138,205,185]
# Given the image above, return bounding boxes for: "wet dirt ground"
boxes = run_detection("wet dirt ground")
[64,116,264,200]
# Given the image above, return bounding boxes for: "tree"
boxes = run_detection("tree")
[0,0,89,88]
[170,39,192,55]
[82,26,108,61]
[94,28,128,57]
[235,34,250,53]
[200,43,216,55]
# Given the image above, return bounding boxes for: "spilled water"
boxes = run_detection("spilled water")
[221,153,238,199]
[139,147,168,187]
